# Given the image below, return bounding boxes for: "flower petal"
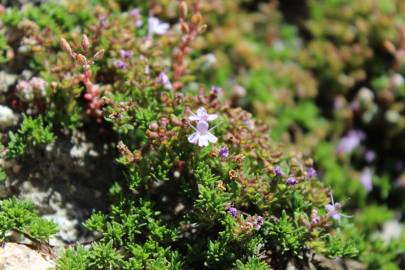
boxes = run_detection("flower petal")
[188,115,200,121]
[198,135,209,147]
[207,114,218,121]
[325,204,334,212]
[206,132,218,143]
[188,132,199,144]
[331,213,341,221]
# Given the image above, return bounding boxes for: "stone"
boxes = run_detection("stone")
[0,105,18,129]
[0,243,54,270]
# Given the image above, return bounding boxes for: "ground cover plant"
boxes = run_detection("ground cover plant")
[0,0,405,269]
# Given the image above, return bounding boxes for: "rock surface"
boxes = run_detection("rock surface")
[0,105,18,129]
[0,243,54,270]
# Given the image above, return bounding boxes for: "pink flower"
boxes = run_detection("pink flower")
[30,77,46,91]
[148,16,169,38]
[188,107,218,123]
[16,80,34,101]
[188,120,218,147]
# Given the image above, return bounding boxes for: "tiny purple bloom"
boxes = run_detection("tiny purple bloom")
[243,119,254,130]
[120,50,133,59]
[336,130,365,155]
[211,86,222,95]
[325,203,342,221]
[365,150,376,163]
[148,16,170,38]
[274,166,283,177]
[157,72,173,90]
[360,167,373,192]
[227,207,237,217]
[254,216,264,230]
[311,210,320,225]
[307,167,317,178]
[219,147,229,158]
[286,177,297,186]
[116,60,126,69]
[325,193,350,222]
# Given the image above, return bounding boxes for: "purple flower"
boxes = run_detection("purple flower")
[365,150,376,163]
[219,147,229,158]
[129,8,143,27]
[120,50,133,59]
[286,177,297,186]
[157,72,173,90]
[254,216,264,230]
[311,209,320,225]
[360,167,373,192]
[148,16,170,38]
[336,130,365,155]
[307,167,317,178]
[188,120,218,147]
[227,207,237,217]
[116,60,126,69]
[243,119,254,130]
[98,15,108,27]
[211,86,222,95]
[325,203,342,221]
[274,166,284,177]
[188,107,218,123]
[325,193,349,222]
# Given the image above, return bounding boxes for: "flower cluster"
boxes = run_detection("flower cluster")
[16,77,46,102]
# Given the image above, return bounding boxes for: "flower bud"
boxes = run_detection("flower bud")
[384,40,396,54]
[75,53,87,65]
[180,22,189,34]
[82,34,90,51]
[93,49,105,61]
[191,13,202,26]
[60,38,72,54]
[179,1,188,19]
